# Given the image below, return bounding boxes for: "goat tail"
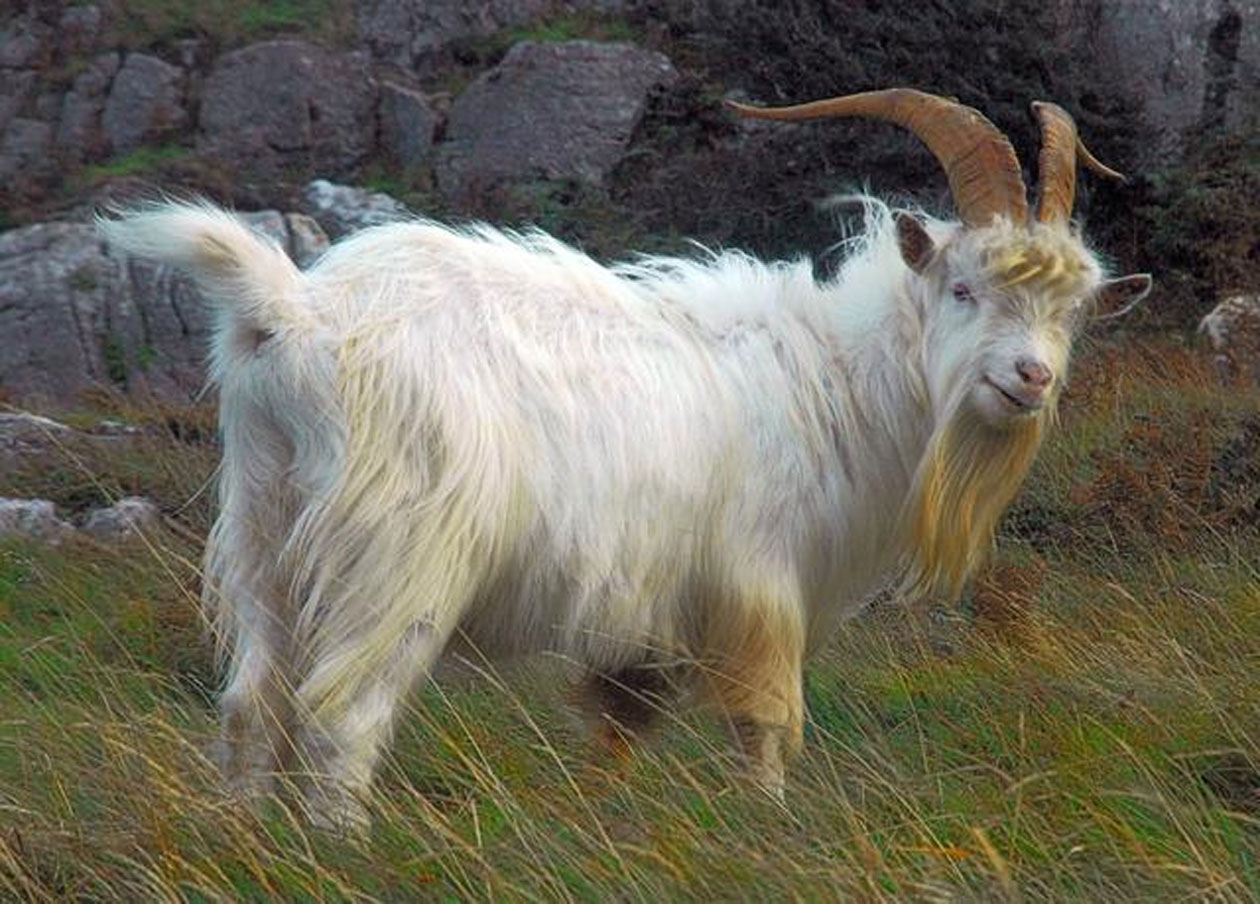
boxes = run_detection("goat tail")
[98,201,309,344]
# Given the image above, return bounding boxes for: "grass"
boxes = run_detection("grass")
[106,0,354,51]
[2,337,1258,900]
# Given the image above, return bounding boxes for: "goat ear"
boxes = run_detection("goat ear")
[895,212,935,274]
[1093,273,1153,320]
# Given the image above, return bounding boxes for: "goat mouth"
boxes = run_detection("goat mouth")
[983,376,1042,413]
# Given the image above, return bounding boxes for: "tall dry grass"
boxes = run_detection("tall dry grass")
[2,337,1258,901]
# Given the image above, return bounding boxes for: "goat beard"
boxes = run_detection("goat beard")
[899,406,1046,601]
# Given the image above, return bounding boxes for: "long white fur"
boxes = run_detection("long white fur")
[99,197,1112,820]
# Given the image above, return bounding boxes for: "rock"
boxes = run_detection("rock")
[285,213,330,267]
[1051,0,1260,167]
[354,0,628,73]
[198,40,377,180]
[0,499,74,543]
[0,69,36,134]
[102,53,187,155]
[436,41,678,201]
[0,17,53,70]
[1199,293,1260,382]
[82,496,162,539]
[0,412,72,456]
[57,52,121,162]
[0,221,142,403]
[300,179,409,238]
[1,209,336,405]
[58,5,105,58]
[241,210,289,248]
[0,118,56,190]
[379,82,440,167]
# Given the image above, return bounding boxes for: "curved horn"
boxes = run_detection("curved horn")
[728,88,1029,228]
[1031,101,1126,225]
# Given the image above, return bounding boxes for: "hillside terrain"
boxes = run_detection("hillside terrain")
[2,1,1259,900]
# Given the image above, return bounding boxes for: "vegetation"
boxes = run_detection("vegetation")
[3,337,1257,901]
[105,0,354,51]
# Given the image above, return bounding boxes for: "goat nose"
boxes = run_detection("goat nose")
[1016,358,1053,390]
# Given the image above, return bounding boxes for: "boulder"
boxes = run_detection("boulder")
[355,0,547,72]
[0,17,53,70]
[82,496,162,540]
[1199,293,1260,382]
[0,69,36,134]
[436,41,678,201]
[198,40,377,180]
[300,179,409,239]
[1051,0,1260,166]
[102,53,187,155]
[379,82,441,167]
[0,499,74,544]
[58,52,121,162]
[57,4,106,58]
[0,413,72,456]
[0,118,55,187]
[0,210,336,405]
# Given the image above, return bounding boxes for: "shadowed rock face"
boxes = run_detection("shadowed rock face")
[102,53,187,156]
[197,40,378,181]
[0,209,329,406]
[1048,0,1260,167]
[436,40,678,202]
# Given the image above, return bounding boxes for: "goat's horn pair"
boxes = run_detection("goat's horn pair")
[728,88,1125,228]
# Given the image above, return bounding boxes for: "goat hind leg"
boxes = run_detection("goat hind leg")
[294,621,448,830]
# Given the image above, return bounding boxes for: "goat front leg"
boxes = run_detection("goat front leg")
[703,600,805,802]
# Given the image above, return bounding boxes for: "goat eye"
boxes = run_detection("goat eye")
[952,283,975,304]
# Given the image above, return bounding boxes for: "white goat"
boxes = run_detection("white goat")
[101,89,1151,825]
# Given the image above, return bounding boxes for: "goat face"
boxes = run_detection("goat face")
[903,216,1099,429]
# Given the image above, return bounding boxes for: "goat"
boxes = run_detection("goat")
[100,88,1151,826]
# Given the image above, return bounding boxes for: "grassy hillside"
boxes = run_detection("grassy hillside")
[2,337,1258,901]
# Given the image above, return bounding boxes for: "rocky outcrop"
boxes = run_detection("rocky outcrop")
[0,210,330,405]
[354,0,626,73]
[379,82,441,168]
[300,179,409,239]
[1052,0,1260,167]
[198,40,378,180]
[436,40,678,200]
[102,53,187,155]
[0,499,74,543]
[82,496,162,540]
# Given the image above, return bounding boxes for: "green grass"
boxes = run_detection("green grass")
[2,338,1258,900]
[80,144,191,183]
[107,0,354,50]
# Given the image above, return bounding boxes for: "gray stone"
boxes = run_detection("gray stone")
[58,5,105,58]
[0,499,74,543]
[102,53,187,155]
[198,40,377,180]
[436,40,678,200]
[0,118,55,186]
[1051,0,1260,166]
[0,208,336,405]
[0,18,52,70]
[355,0,628,73]
[285,213,330,267]
[0,69,37,133]
[58,53,121,161]
[82,496,162,539]
[241,210,290,249]
[300,179,409,238]
[379,82,440,167]
[0,413,72,455]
